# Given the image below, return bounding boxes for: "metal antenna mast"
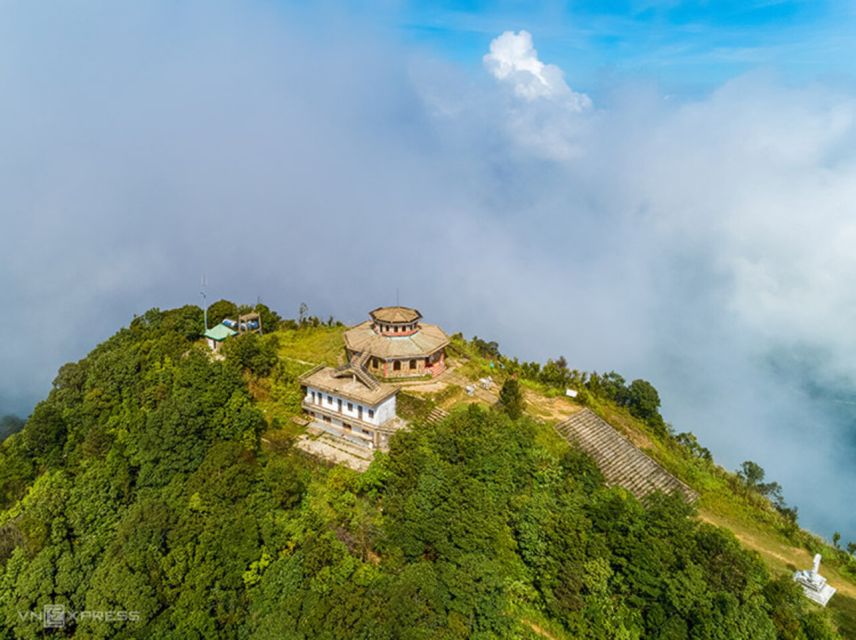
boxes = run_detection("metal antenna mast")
[201,274,208,331]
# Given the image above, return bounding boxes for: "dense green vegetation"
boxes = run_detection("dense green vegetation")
[0,306,845,638]
[0,415,24,442]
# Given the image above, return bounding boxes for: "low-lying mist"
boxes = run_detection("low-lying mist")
[2,2,855,540]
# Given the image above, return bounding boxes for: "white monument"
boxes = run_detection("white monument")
[793,553,836,606]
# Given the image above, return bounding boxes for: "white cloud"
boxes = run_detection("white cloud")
[3,5,856,541]
[483,30,591,110]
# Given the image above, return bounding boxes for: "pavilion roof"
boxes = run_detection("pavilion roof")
[369,306,422,324]
[343,321,449,359]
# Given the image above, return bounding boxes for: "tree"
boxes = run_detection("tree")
[253,303,282,333]
[674,432,712,462]
[22,403,67,467]
[222,333,278,376]
[737,460,765,488]
[846,541,856,557]
[832,532,841,549]
[498,378,524,419]
[625,379,661,422]
[0,415,24,441]
[207,299,238,326]
[471,336,500,358]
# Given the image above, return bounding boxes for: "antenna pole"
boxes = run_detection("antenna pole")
[201,275,208,331]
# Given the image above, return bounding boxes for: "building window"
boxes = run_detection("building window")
[394,360,401,371]
[348,402,353,411]
[323,415,331,423]
[344,423,352,431]
[410,359,417,369]
[362,429,371,435]
[372,357,379,368]
[327,395,333,404]
[310,391,315,401]
[368,409,374,418]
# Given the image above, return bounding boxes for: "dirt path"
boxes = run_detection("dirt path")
[698,509,856,599]
[522,619,561,640]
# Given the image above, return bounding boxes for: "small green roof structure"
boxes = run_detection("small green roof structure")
[204,324,238,342]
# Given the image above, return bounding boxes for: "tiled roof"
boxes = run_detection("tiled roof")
[300,366,398,405]
[369,306,422,323]
[343,321,449,359]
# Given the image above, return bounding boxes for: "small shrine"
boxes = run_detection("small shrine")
[793,553,836,606]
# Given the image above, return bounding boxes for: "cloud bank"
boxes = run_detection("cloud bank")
[1,3,855,540]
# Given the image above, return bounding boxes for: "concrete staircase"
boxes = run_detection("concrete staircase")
[424,407,449,425]
[334,350,380,391]
[555,409,698,503]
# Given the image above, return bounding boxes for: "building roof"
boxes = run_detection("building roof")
[343,320,449,359]
[369,306,422,324]
[204,324,238,341]
[300,366,398,405]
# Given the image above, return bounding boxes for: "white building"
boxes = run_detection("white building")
[300,364,406,451]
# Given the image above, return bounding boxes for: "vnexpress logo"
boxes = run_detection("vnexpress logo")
[17,604,141,628]
[42,604,66,629]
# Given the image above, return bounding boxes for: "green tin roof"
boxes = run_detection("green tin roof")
[204,324,238,341]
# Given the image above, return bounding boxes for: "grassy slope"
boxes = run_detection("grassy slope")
[263,325,856,636]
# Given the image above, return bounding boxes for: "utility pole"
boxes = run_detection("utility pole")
[200,275,208,331]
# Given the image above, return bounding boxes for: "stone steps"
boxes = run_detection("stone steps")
[555,409,698,503]
[333,350,380,390]
[425,407,449,425]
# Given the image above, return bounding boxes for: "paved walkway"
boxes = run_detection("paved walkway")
[294,432,374,472]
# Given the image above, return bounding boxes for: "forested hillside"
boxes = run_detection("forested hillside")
[0,306,841,638]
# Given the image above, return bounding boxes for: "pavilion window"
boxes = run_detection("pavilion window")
[410,359,417,369]
[394,360,401,371]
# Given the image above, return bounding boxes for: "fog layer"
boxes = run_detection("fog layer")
[2,3,855,539]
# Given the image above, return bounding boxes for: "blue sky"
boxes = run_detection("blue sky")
[358,0,856,94]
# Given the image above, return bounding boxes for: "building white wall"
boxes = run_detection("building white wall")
[304,386,396,427]
[375,395,396,424]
